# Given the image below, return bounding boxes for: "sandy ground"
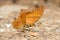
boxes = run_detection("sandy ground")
[0,5,60,40]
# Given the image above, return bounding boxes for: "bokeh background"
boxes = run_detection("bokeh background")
[0,0,60,7]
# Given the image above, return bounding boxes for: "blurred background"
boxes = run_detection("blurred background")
[0,0,60,40]
[0,0,60,7]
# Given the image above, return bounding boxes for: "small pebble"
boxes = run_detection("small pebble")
[29,32,37,37]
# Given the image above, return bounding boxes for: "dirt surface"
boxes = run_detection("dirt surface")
[0,4,60,40]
